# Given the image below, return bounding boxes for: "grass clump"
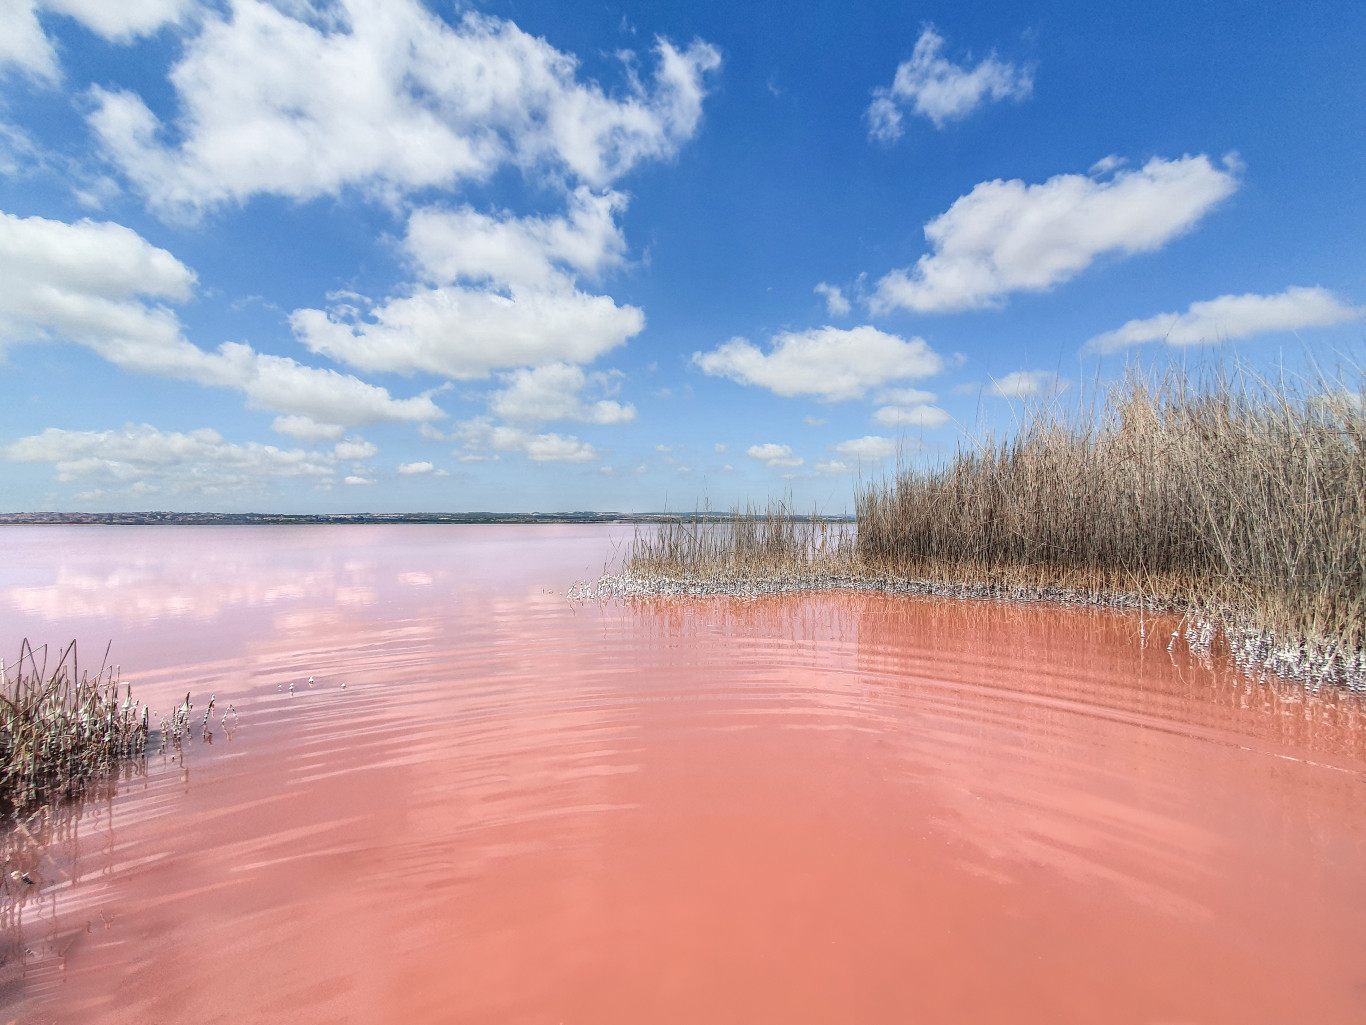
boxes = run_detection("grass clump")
[0,640,150,817]
[613,365,1366,688]
[614,501,858,594]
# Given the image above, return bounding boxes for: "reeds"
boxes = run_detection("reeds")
[858,366,1364,681]
[0,640,150,817]
[611,501,859,595]
[612,364,1366,688]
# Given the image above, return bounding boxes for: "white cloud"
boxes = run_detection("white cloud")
[814,459,850,475]
[505,430,599,463]
[874,386,937,405]
[454,418,600,463]
[0,2,58,80]
[344,475,374,486]
[45,0,194,42]
[406,187,628,290]
[802,416,827,427]
[87,1,721,216]
[271,415,345,442]
[872,404,951,428]
[990,371,1069,398]
[397,461,433,474]
[1089,154,1126,176]
[487,363,635,424]
[746,443,804,468]
[333,437,378,461]
[694,325,943,401]
[1085,286,1363,353]
[0,210,443,426]
[864,95,902,145]
[3,423,338,495]
[867,26,1032,139]
[291,186,647,381]
[814,281,851,316]
[713,442,727,452]
[831,435,897,460]
[290,282,644,380]
[871,154,1240,314]
[1,0,195,81]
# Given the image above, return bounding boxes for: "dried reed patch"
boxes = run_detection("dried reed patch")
[0,641,150,817]
[608,367,1366,689]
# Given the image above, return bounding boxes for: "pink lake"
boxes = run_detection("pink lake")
[1,524,1364,1024]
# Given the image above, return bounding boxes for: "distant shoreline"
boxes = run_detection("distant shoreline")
[0,511,855,526]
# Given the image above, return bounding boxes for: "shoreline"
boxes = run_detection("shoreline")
[580,568,1366,694]
[0,511,853,527]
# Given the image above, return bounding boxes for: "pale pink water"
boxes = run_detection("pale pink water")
[1,525,1364,1024]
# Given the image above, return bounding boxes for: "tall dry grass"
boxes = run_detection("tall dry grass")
[0,641,150,816]
[858,367,1365,660]
[617,365,1365,686]
[623,501,857,588]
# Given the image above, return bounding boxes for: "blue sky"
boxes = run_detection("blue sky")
[1,0,1362,513]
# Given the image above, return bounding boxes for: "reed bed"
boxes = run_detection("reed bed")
[611,501,858,591]
[0,641,151,817]
[605,366,1366,689]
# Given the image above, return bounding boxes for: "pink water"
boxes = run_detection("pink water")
[1,525,1364,1024]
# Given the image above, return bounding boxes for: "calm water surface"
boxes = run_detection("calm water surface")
[1,525,1364,1024]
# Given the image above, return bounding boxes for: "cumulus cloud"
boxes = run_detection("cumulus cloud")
[504,430,599,463]
[3,423,338,495]
[830,435,897,460]
[990,371,1069,398]
[867,26,1032,140]
[333,437,378,461]
[271,415,345,442]
[487,363,635,424]
[293,282,644,381]
[875,386,937,405]
[814,459,850,475]
[871,404,950,428]
[46,0,194,41]
[87,1,721,216]
[871,154,1241,314]
[0,210,443,426]
[406,187,628,290]
[290,191,646,379]
[814,282,851,316]
[694,325,943,401]
[1,0,193,80]
[1085,286,1362,353]
[96,7,716,386]
[454,417,599,463]
[397,461,433,474]
[344,475,374,486]
[0,2,59,80]
[746,443,804,468]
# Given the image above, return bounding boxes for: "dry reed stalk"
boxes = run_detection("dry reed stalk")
[0,640,151,817]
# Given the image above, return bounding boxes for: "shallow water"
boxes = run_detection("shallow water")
[1,524,1364,1024]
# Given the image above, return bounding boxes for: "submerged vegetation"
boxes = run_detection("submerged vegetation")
[1,641,150,817]
[610,366,1366,689]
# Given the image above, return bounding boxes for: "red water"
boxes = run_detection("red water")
[1,525,1364,1024]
